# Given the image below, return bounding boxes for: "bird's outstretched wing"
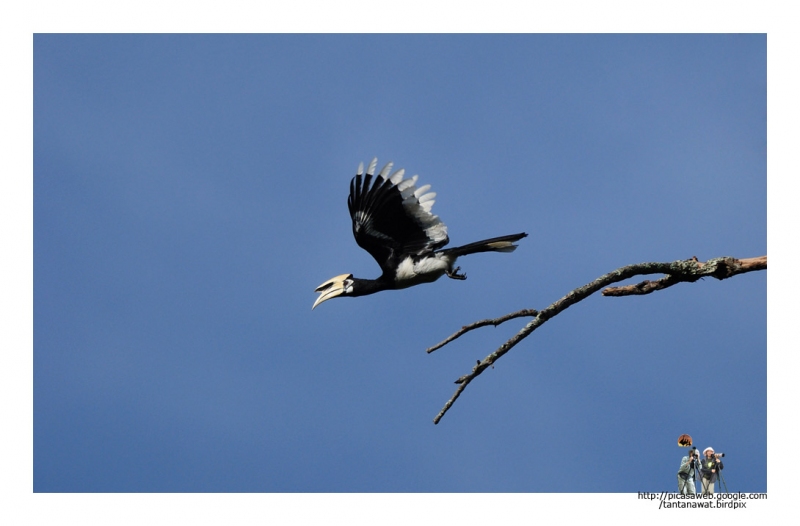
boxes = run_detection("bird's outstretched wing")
[348,158,449,273]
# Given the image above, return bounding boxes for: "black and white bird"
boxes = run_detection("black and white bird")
[312,158,528,309]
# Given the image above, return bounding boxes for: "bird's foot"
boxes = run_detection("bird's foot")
[446,266,467,280]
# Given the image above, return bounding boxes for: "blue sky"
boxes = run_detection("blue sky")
[32,34,766,494]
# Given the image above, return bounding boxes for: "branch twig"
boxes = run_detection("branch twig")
[426,309,538,353]
[431,255,766,424]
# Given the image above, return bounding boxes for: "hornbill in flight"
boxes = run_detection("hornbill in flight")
[312,158,527,309]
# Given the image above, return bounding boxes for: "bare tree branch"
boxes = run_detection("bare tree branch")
[601,256,767,296]
[431,255,766,424]
[426,309,538,353]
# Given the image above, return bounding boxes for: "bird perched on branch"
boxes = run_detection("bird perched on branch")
[312,158,528,309]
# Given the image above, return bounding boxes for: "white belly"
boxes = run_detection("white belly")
[394,255,451,288]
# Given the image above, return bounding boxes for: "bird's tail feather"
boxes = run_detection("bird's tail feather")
[442,232,528,257]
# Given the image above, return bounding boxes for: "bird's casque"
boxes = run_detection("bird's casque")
[313,158,527,309]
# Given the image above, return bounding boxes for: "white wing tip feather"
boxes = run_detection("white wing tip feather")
[379,162,393,178]
[397,175,418,193]
[389,168,405,184]
[367,158,378,175]
[421,199,436,212]
[413,184,431,198]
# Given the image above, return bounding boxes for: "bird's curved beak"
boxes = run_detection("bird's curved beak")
[312,274,352,310]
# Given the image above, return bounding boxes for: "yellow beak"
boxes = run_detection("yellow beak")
[312,274,353,310]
